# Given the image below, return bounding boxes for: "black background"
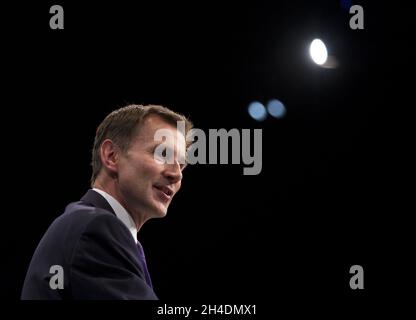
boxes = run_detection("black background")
[1,0,413,314]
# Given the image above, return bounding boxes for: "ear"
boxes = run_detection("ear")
[100,139,120,175]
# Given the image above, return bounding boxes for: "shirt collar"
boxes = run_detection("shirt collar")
[92,188,138,244]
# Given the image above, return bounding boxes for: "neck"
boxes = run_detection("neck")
[93,178,148,232]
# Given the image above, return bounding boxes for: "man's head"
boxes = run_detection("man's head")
[91,104,193,225]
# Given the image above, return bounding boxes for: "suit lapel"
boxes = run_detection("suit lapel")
[80,189,116,215]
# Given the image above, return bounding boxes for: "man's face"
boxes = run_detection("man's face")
[116,115,186,220]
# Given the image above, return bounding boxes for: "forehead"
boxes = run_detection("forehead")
[133,114,186,147]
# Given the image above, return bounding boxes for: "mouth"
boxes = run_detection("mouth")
[153,184,174,202]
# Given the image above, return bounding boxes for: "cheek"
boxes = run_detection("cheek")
[140,160,163,182]
[120,156,163,187]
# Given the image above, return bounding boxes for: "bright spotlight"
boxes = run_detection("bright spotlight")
[248,101,267,121]
[267,99,286,118]
[309,39,328,65]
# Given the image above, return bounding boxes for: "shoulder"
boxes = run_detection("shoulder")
[61,202,138,268]
[43,200,133,252]
[62,201,135,247]
[57,201,131,240]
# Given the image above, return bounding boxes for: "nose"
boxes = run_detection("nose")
[163,162,183,184]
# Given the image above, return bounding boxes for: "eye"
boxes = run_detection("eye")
[152,146,167,163]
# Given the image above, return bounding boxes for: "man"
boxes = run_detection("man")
[22,104,192,299]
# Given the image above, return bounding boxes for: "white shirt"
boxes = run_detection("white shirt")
[92,188,138,244]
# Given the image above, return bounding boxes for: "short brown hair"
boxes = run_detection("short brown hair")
[91,104,193,185]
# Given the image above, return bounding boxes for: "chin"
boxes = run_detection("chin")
[153,211,168,218]
[151,206,168,218]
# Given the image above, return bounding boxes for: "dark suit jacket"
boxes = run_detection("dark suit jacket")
[21,189,158,300]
